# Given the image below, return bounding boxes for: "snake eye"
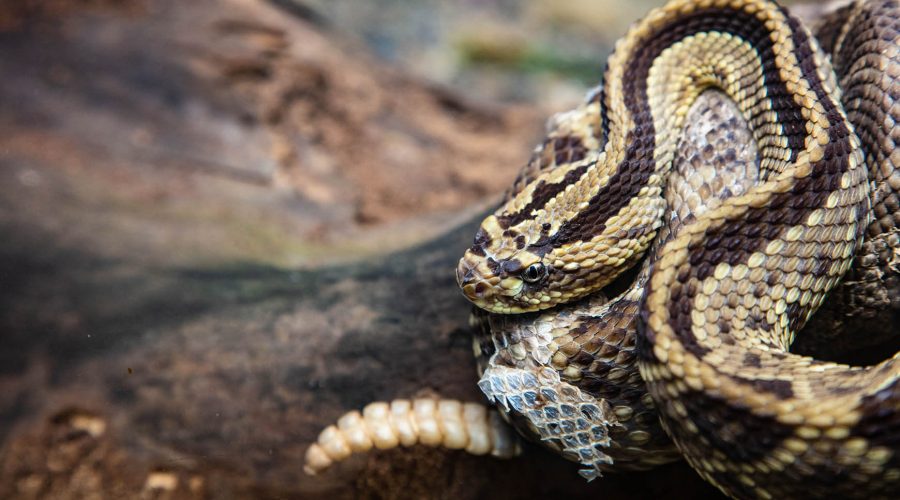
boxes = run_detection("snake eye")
[521,263,546,284]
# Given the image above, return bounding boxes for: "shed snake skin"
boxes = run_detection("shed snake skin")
[456,0,900,498]
[305,0,900,498]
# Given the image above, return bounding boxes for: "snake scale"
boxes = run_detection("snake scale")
[306,0,900,498]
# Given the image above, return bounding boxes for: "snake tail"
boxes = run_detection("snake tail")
[303,399,521,475]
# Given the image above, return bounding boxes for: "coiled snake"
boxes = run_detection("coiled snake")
[307,0,900,498]
[457,0,900,497]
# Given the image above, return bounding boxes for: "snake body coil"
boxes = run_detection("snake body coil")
[457,0,900,498]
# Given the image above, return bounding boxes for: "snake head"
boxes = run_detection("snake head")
[456,158,664,314]
[456,215,552,313]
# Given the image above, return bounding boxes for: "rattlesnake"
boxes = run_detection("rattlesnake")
[307,1,900,498]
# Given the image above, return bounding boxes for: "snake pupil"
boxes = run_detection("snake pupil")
[522,263,546,283]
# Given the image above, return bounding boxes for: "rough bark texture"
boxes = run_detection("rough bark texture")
[0,0,723,498]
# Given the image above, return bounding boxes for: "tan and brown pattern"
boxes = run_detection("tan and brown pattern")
[473,90,763,479]
[459,0,900,498]
[455,0,845,314]
[464,93,752,481]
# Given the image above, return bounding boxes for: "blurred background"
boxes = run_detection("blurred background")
[297,0,662,107]
[0,0,678,271]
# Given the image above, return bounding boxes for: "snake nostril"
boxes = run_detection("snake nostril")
[474,282,486,297]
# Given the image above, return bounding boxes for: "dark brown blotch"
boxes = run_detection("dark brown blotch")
[743,352,762,368]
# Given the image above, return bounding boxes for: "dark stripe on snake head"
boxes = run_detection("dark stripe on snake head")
[467,226,492,256]
[498,162,592,229]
